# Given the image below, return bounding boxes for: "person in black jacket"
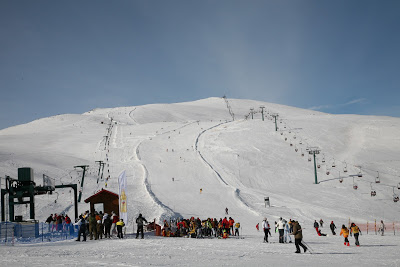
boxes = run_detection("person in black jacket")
[76,215,87,241]
[330,221,337,235]
[45,214,53,232]
[136,213,148,239]
[103,213,112,238]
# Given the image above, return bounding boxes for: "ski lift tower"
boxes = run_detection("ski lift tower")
[75,165,89,202]
[308,147,320,184]
[260,106,265,121]
[271,113,279,132]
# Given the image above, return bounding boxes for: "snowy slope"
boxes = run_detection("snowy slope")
[0,97,399,231]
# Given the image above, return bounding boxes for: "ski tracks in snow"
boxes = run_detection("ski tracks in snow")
[195,121,261,216]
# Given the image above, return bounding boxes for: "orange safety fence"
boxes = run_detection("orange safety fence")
[347,220,400,235]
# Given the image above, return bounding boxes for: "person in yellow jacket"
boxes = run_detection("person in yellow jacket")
[234,222,240,236]
[340,225,350,246]
[116,219,125,239]
[350,223,361,246]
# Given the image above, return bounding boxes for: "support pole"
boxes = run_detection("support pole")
[272,114,279,131]
[75,165,89,203]
[308,147,320,184]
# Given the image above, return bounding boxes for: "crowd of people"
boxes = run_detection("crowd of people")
[45,210,122,241]
[161,216,240,239]
[45,210,390,254]
[45,213,74,234]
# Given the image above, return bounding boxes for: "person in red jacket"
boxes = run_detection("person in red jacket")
[228,217,235,235]
[222,217,229,234]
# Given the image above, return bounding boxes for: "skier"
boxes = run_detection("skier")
[379,220,386,236]
[234,222,240,236]
[319,218,324,228]
[292,220,307,253]
[262,218,271,243]
[136,213,148,239]
[313,220,319,229]
[340,225,350,246]
[225,207,229,215]
[330,221,337,235]
[350,223,361,246]
[276,217,285,243]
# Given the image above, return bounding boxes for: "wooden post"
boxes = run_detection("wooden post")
[367,221,369,234]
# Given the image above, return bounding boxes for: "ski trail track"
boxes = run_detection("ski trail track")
[195,120,261,217]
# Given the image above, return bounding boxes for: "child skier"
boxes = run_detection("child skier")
[340,225,350,246]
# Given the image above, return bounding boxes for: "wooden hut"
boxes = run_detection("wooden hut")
[84,189,119,216]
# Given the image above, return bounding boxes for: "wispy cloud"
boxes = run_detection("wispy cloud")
[309,98,368,111]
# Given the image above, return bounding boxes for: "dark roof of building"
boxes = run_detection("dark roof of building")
[84,189,119,203]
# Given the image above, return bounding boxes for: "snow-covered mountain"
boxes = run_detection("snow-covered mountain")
[1,97,399,230]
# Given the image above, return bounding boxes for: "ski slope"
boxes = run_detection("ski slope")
[1,97,399,230]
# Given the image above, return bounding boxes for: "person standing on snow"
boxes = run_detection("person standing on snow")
[136,213,148,239]
[111,211,119,237]
[75,215,87,242]
[284,220,292,243]
[340,225,350,246]
[313,220,319,229]
[330,221,337,235]
[225,207,229,215]
[45,214,53,232]
[292,220,307,253]
[276,217,285,243]
[262,218,271,243]
[234,222,240,236]
[379,220,386,236]
[350,223,361,246]
[229,217,235,235]
[117,219,125,239]
[103,213,112,238]
[319,219,324,228]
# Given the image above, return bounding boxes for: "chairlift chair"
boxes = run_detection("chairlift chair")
[290,143,293,147]
[375,172,380,183]
[326,171,330,175]
[357,172,363,178]
[394,194,399,202]
[343,167,348,173]
[293,135,296,139]
[398,182,400,190]
[295,148,298,152]
[339,178,343,183]
[308,156,312,162]
[317,164,321,169]
[353,184,358,190]
[322,155,325,163]
[280,132,283,135]
[285,137,287,141]
[371,190,376,197]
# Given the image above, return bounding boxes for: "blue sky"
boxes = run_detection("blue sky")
[1,0,399,129]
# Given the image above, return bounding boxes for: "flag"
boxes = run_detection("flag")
[118,170,128,223]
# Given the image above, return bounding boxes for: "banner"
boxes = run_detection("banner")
[118,170,128,223]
